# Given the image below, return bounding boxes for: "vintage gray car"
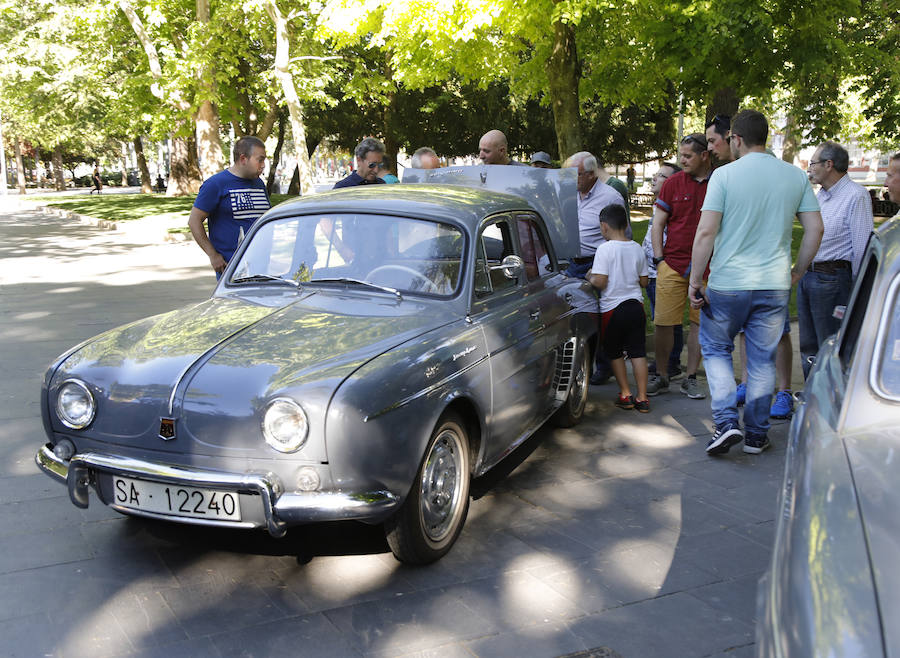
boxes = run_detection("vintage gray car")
[35,166,599,564]
[757,215,900,655]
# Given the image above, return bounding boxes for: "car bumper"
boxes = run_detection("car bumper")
[35,443,399,537]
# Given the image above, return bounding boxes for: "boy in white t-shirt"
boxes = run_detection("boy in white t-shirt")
[589,205,651,411]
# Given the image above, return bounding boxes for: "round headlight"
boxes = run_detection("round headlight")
[262,398,308,453]
[56,380,96,429]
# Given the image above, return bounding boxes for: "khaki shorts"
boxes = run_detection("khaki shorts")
[655,260,701,325]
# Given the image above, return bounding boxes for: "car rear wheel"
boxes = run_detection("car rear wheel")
[385,413,470,564]
[552,342,589,427]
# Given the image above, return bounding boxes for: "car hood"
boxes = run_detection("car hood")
[49,292,452,453]
[844,429,900,655]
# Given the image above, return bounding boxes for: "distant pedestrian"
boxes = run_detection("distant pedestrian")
[886,153,900,211]
[690,110,823,456]
[90,167,102,194]
[641,161,684,381]
[188,136,270,278]
[411,147,440,169]
[334,138,387,188]
[626,165,636,192]
[530,151,553,168]
[478,130,526,165]
[155,174,166,193]
[588,204,651,412]
[800,141,874,378]
[705,115,732,167]
[377,158,400,184]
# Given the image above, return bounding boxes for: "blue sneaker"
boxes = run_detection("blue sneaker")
[770,390,793,419]
[735,382,746,407]
[706,423,744,455]
[743,434,771,454]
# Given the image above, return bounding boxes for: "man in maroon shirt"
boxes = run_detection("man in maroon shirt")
[648,133,713,398]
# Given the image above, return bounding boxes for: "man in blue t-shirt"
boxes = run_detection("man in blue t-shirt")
[689,110,823,457]
[189,136,270,277]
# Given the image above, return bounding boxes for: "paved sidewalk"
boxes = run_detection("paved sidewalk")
[0,205,787,657]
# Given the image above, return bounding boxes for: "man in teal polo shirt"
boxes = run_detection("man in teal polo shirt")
[689,110,823,456]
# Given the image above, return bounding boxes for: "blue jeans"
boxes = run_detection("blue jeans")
[797,268,851,379]
[699,288,790,438]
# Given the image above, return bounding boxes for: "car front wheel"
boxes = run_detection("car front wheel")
[385,412,470,564]
[552,341,590,427]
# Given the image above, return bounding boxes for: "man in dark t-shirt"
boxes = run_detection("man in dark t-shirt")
[189,136,270,277]
[333,138,388,188]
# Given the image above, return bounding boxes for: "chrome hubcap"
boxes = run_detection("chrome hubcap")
[420,430,463,542]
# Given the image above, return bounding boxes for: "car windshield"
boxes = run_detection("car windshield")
[229,213,464,297]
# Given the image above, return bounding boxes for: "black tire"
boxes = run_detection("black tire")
[552,342,590,428]
[385,413,471,565]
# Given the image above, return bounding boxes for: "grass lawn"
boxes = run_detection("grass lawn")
[28,192,300,225]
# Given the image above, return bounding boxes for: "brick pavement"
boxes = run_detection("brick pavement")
[0,203,792,657]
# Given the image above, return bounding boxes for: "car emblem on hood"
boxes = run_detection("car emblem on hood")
[159,418,176,441]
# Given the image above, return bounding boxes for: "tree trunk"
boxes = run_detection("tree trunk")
[194,0,225,180]
[781,110,800,165]
[265,0,314,196]
[382,82,399,175]
[134,136,153,193]
[14,137,26,194]
[52,146,65,191]
[119,142,129,186]
[166,133,202,196]
[267,111,286,195]
[547,13,582,162]
[288,165,299,195]
[705,87,741,125]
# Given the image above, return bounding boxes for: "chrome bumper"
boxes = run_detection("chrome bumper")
[35,444,398,537]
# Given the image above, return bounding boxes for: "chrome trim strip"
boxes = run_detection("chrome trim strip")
[869,273,900,402]
[33,445,399,535]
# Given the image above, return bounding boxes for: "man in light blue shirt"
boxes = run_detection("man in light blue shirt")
[800,141,874,378]
[688,110,823,456]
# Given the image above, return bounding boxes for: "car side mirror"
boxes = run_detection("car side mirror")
[491,255,524,279]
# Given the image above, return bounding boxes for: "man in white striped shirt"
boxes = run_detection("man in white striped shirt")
[189,136,270,278]
[800,141,874,378]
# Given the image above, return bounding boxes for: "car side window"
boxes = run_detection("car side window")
[838,253,879,373]
[515,214,554,281]
[875,275,900,398]
[474,217,517,297]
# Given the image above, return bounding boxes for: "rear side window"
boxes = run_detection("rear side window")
[839,254,878,373]
[874,275,900,399]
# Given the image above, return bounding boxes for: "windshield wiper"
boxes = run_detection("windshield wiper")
[231,274,301,289]
[309,277,402,300]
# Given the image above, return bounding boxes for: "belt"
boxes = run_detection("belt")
[809,259,850,274]
[572,256,594,264]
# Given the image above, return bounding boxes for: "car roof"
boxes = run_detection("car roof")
[265,184,535,229]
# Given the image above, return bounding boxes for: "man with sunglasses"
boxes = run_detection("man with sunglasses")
[705,115,733,167]
[647,134,712,399]
[801,141,873,379]
[333,137,388,188]
[690,110,823,456]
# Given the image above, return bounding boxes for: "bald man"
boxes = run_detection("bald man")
[478,130,526,166]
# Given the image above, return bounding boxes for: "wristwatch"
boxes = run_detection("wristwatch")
[653,256,664,265]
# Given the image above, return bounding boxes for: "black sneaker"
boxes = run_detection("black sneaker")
[743,434,771,454]
[634,398,650,413]
[706,423,744,455]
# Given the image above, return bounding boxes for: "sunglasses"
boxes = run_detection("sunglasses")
[366,161,384,169]
[705,114,731,131]
[681,135,708,148]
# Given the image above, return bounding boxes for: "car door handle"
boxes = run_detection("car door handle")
[564,292,574,304]
[530,310,541,321]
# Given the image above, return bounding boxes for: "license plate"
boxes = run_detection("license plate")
[112,476,241,521]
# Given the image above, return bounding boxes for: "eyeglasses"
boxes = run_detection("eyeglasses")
[366,160,383,169]
[808,159,829,167]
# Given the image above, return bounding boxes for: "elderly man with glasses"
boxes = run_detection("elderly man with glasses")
[647,133,713,400]
[334,137,388,188]
[800,141,874,379]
